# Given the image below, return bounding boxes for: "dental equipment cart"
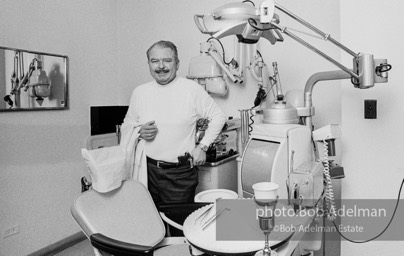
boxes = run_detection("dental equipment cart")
[196,154,239,194]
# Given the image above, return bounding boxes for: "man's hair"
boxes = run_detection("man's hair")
[146,40,179,63]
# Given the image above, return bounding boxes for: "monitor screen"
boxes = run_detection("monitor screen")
[241,138,280,196]
[90,106,128,135]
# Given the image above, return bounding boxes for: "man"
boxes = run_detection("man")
[122,40,226,206]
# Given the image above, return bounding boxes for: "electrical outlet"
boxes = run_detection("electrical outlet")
[2,224,20,238]
[364,99,377,119]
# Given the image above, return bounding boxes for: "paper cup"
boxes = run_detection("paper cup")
[252,182,279,200]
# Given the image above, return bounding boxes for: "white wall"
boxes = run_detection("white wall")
[0,0,119,255]
[340,0,404,254]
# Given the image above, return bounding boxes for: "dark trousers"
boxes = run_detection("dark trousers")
[147,162,199,207]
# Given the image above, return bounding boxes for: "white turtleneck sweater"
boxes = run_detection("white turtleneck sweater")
[122,77,227,163]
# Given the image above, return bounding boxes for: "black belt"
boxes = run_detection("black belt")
[147,156,192,169]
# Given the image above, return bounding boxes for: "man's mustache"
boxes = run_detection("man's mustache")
[155,69,169,74]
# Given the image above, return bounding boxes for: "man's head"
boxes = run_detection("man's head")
[146,40,180,85]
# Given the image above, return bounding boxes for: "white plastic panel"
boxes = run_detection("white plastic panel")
[241,139,280,196]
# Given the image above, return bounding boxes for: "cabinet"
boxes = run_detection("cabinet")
[195,154,239,194]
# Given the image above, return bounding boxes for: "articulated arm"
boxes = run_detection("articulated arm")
[194,0,391,90]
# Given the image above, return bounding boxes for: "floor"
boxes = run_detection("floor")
[53,239,94,256]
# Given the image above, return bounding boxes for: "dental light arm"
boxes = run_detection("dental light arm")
[194,2,284,45]
[195,0,391,88]
[271,3,358,78]
[265,1,390,89]
[270,2,391,88]
[194,0,391,126]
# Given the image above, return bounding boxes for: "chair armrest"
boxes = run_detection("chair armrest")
[158,203,211,228]
[158,203,210,222]
[158,202,211,213]
[90,233,154,256]
[160,212,184,231]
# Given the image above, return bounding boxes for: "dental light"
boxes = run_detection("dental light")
[17,58,51,106]
[194,2,283,45]
[187,41,242,96]
[194,0,391,127]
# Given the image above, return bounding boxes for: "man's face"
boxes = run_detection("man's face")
[148,46,179,85]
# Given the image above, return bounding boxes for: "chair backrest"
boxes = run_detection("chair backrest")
[71,180,165,247]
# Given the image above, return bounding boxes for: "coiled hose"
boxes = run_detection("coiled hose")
[323,139,336,221]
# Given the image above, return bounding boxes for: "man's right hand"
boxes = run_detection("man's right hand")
[139,120,158,141]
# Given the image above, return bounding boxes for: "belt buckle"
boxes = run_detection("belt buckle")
[157,160,170,169]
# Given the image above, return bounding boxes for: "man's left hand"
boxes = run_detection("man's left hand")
[191,145,206,166]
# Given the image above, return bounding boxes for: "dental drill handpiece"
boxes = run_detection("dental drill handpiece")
[272,62,283,100]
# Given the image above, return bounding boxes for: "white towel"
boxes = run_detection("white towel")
[120,121,148,187]
[82,122,148,193]
[81,145,126,193]
[133,139,147,186]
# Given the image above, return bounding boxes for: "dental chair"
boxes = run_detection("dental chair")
[71,180,194,256]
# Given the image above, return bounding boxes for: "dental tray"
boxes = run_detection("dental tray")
[194,189,238,203]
